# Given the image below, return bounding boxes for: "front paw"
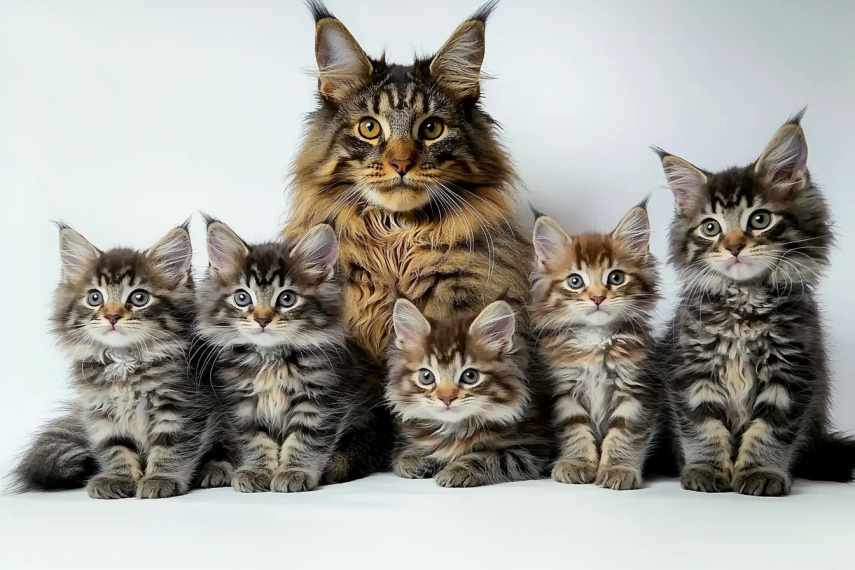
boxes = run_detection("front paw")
[393,455,434,479]
[596,467,640,490]
[197,461,234,488]
[232,468,271,493]
[86,475,136,499]
[733,469,791,497]
[551,460,597,485]
[681,465,732,493]
[435,463,486,488]
[137,474,187,499]
[271,469,318,493]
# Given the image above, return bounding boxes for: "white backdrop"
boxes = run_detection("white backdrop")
[2,0,854,474]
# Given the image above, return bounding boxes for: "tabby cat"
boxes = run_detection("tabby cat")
[386,298,549,487]
[531,202,662,490]
[656,111,855,496]
[196,218,390,493]
[284,0,531,364]
[12,223,221,499]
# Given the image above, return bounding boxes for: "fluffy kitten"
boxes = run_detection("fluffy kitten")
[386,299,549,487]
[284,1,532,364]
[196,218,390,493]
[656,111,855,495]
[531,202,662,490]
[12,223,221,499]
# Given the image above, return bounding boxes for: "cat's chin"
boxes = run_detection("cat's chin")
[711,257,768,282]
[92,329,136,349]
[366,187,430,212]
[582,310,617,326]
[241,332,288,348]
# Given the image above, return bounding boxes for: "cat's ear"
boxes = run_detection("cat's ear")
[146,221,193,287]
[204,215,248,277]
[612,199,650,253]
[311,2,372,102]
[469,300,516,358]
[653,147,708,214]
[755,111,809,193]
[57,224,101,284]
[532,216,571,270]
[393,299,430,350]
[430,1,496,99]
[290,224,338,282]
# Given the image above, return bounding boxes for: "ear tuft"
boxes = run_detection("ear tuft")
[657,152,708,214]
[147,226,193,286]
[290,224,338,281]
[314,15,372,101]
[430,3,495,99]
[755,113,809,192]
[612,199,650,253]
[469,301,515,358]
[392,299,430,350]
[532,216,571,269]
[205,219,248,277]
[58,226,101,284]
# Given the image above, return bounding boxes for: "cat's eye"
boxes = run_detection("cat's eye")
[417,369,435,386]
[277,290,298,308]
[419,118,444,141]
[748,210,772,230]
[459,368,480,386]
[567,274,584,289]
[128,290,150,307]
[357,118,381,140]
[700,219,722,237]
[608,271,626,286]
[86,290,103,306]
[234,290,252,307]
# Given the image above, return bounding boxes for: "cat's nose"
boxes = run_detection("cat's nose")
[727,244,745,257]
[104,314,121,325]
[255,317,272,329]
[590,296,606,306]
[390,158,413,176]
[440,396,457,407]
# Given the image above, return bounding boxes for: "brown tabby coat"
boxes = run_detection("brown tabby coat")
[283,1,530,363]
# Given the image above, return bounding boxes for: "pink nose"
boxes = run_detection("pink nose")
[590,296,606,306]
[390,158,413,176]
[105,314,121,325]
[440,396,457,407]
[255,317,271,329]
[727,244,745,256]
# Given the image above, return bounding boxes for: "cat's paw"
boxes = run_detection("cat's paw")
[551,460,597,485]
[197,461,234,488]
[323,452,350,484]
[270,469,318,493]
[681,465,732,493]
[86,475,136,500]
[231,468,271,493]
[137,474,187,499]
[596,467,640,490]
[733,469,791,497]
[393,455,434,479]
[435,463,486,488]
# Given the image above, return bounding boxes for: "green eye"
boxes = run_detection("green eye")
[358,118,381,140]
[608,271,626,286]
[700,219,722,237]
[419,118,444,140]
[748,210,771,230]
[567,274,584,289]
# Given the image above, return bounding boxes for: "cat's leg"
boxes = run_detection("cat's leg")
[732,377,810,496]
[197,440,236,489]
[596,394,656,491]
[231,429,278,493]
[86,413,142,499]
[435,448,541,488]
[675,378,734,493]
[270,423,339,493]
[551,392,599,484]
[392,440,438,480]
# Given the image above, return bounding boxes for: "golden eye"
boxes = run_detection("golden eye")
[357,118,381,140]
[419,118,445,140]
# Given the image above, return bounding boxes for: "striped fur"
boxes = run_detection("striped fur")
[531,203,663,490]
[196,219,391,493]
[12,223,220,499]
[656,112,855,495]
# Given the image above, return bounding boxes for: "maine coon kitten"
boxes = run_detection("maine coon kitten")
[12,223,221,499]
[531,203,661,490]
[656,111,855,496]
[196,218,390,493]
[283,1,532,364]
[386,299,549,487]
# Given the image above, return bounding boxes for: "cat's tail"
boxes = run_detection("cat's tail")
[8,409,97,492]
[793,432,855,483]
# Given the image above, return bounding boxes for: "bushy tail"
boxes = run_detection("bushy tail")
[10,410,97,492]
[793,432,855,483]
